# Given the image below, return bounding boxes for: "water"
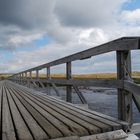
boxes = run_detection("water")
[36,86,140,123]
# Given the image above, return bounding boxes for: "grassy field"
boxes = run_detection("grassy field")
[0,73,12,80]
[1,72,140,83]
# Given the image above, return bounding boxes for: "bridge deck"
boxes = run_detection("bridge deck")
[0,80,129,140]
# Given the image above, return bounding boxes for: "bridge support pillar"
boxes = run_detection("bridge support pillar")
[116,51,133,125]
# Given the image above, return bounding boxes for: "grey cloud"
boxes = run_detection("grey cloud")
[0,0,55,29]
[54,0,127,28]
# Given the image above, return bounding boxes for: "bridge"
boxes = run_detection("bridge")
[1,37,140,139]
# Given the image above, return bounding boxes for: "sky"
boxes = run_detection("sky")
[0,0,140,74]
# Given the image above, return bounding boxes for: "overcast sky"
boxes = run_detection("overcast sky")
[0,0,140,74]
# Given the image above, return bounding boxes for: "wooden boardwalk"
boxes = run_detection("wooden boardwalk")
[0,80,129,140]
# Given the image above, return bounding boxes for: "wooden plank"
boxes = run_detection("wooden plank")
[5,87,33,140]
[9,87,76,137]
[52,136,80,140]
[20,89,110,132]
[66,62,72,102]
[10,89,63,139]
[80,129,128,140]
[27,91,123,131]
[9,87,49,140]
[6,81,129,132]
[116,51,133,124]
[0,82,3,139]
[40,97,121,129]
[8,81,129,126]
[10,87,90,136]
[10,84,123,133]
[2,86,16,140]
[18,90,102,134]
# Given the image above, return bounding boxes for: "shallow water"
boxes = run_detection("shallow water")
[36,87,140,123]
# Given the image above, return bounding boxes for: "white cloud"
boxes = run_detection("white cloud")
[121,9,140,26]
[8,33,44,46]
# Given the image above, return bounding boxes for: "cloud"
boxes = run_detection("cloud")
[121,9,140,26]
[0,0,55,29]
[0,0,140,74]
[54,0,127,28]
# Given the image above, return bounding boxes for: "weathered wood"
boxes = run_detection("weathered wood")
[29,71,32,78]
[29,79,123,88]
[36,70,39,79]
[47,67,51,95]
[80,129,128,140]
[0,80,130,140]
[51,83,60,96]
[73,86,87,104]
[12,88,63,139]
[52,136,80,140]
[116,51,133,124]
[9,81,128,130]
[11,88,85,137]
[9,88,48,140]
[124,81,140,112]
[38,81,45,88]
[0,83,2,139]
[31,92,124,130]
[66,62,72,103]
[5,87,33,140]
[2,86,16,140]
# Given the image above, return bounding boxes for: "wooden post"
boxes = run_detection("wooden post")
[30,71,32,78]
[36,70,39,79]
[47,67,51,94]
[21,73,24,84]
[66,62,72,103]
[25,72,27,85]
[116,51,133,124]
[29,71,32,87]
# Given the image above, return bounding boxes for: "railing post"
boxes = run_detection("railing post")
[19,74,21,84]
[66,62,72,103]
[25,72,27,85]
[116,50,132,124]
[36,70,39,79]
[21,73,24,84]
[29,71,32,87]
[47,67,51,94]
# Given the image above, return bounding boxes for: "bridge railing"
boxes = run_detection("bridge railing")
[8,37,140,124]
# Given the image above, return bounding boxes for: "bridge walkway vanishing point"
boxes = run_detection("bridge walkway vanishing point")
[0,80,129,140]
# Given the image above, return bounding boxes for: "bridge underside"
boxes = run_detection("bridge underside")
[0,80,129,140]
